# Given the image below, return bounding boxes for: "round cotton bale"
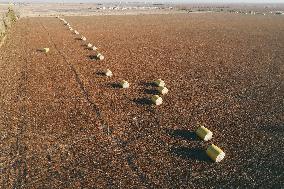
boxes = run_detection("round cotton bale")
[154,79,165,87]
[96,53,104,61]
[151,95,163,105]
[104,69,113,77]
[206,144,225,162]
[92,46,98,51]
[120,80,129,88]
[87,43,93,48]
[158,86,168,95]
[196,126,213,141]
[81,36,87,41]
[42,48,50,53]
[74,30,79,35]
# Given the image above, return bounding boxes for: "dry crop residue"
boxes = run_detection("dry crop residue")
[0,13,283,188]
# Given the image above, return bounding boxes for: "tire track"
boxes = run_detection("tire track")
[12,68,28,189]
[40,22,112,136]
[41,18,158,188]
[11,21,31,189]
[38,20,116,188]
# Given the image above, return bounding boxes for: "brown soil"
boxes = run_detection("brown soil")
[0,13,283,188]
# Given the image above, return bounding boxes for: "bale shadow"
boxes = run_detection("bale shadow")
[109,82,121,89]
[259,122,284,133]
[96,71,105,76]
[36,49,48,54]
[144,89,158,95]
[88,55,99,60]
[75,37,82,40]
[170,147,210,162]
[167,129,198,141]
[133,98,152,106]
[140,81,156,87]
[36,49,44,52]
[82,45,92,50]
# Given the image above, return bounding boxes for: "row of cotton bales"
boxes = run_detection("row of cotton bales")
[57,16,168,106]
[57,16,170,106]
[117,73,226,162]
[57,17,117,84]
[196,124,225,162]
[108,75,226,162]
[57,16,105,61]
[119,79,169,106]
[151,79,168,105]
[232,10,284,16]
[56,16,225,163]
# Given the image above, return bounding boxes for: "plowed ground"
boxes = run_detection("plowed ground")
[0,14,283,188]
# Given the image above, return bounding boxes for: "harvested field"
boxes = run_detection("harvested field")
[0,13,283,188]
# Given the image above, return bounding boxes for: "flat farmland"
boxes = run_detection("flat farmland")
[0,13,283,188]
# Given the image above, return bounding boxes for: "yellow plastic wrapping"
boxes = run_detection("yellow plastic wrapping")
[158,86,169,95]
[120,80,129,88]
[104,69,113,77]
[96,53,104,61]
[196,126,213,141]
[151,95,163,105]
[92,46,97,51]
[206,144,225,162]
[43,48,49,53]
[154,79,165,87]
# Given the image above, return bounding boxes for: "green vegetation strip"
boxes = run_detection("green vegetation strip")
[0,7,17,47]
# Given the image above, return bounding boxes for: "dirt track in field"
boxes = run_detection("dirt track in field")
[0,13,283,188]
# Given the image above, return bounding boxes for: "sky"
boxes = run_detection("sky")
[1,0,283,3]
